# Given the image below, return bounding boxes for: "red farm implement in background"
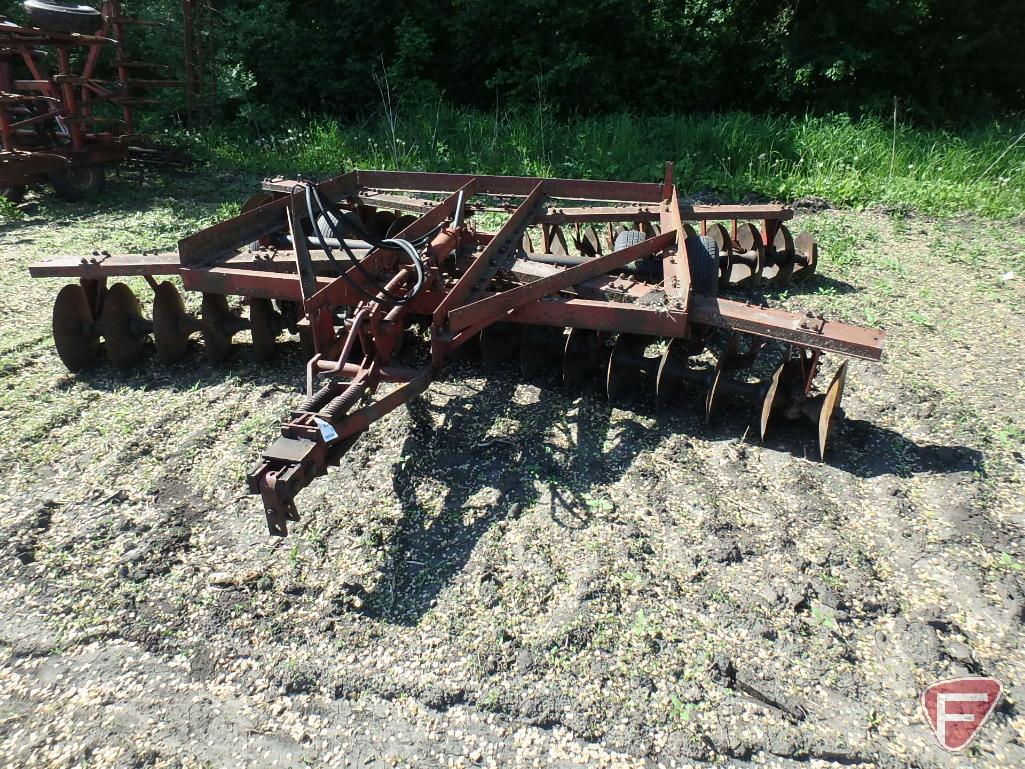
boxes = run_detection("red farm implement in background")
[0,1,212,201]
[29,164,885,535]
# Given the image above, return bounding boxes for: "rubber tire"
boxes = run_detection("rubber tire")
[0,186,26,203]
[317,210,364,241]
[240,192,274,251]
[684,234,719,297]
[23,0,102,34]
[613,227,649,274]
[49,164,105,201]
[613,228,645,252]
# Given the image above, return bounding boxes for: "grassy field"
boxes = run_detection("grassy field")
[0,119,1024,767]
[181,108,1025,218]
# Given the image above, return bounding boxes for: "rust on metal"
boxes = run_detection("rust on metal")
[29,168,887,536]
[0,2,211,196]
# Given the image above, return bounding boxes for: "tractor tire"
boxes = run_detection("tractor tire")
[49,164,105,201]
[0,186,26,203]
[23,1,102,35]
[684,234,719,297]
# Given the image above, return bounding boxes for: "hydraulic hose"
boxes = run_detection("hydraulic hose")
[300,182,442,307]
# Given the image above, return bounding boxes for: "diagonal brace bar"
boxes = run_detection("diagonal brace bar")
[432,182,547,327]
[177,171,359,267]
[659,187,691,304]
[447,230,676,332]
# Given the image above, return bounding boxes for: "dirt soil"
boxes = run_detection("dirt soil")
[1,169,1024,769]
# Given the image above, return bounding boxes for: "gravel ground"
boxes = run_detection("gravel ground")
[1,169,1024,768]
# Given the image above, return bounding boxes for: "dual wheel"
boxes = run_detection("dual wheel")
[7,0,107,204]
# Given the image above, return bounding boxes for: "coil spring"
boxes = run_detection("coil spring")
[321,382,367,421]
[298,383,335,413]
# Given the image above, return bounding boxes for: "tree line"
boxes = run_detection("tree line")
[4,0,1023,124]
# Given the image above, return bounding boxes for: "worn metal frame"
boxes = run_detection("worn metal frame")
[30,164,885,535]
[0,1,205,192]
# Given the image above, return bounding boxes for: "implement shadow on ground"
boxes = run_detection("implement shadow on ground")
[830,416,984,477]
[721,274,862,304]
[706,404,983,477]
[364,358,669,625]
[362,351,981,625]
[690,333,982,478]
[66,340,310,395]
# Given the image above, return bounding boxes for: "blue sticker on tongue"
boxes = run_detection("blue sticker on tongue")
[313,416,338,443]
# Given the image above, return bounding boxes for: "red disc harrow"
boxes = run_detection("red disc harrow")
[30,164,885,535]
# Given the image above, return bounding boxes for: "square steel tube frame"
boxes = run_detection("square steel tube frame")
[169,169,884,361]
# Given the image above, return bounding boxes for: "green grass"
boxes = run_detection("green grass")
[183,106,1025,218]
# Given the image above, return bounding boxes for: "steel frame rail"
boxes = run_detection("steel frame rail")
[28,165,885,535]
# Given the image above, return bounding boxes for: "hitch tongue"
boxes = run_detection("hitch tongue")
[259,470,299,537]
[247,436,318,536]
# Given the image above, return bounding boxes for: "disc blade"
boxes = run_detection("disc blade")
[759,363,787,440]
[707,222,731,251]
[549,226,568,256]
[793,231,819,283]
[367,209,396,239]
[479,322,519,366]
[767,224,795,287]
[355,203,374,227]
[730,224,764,286]
[386,214,417,238]
[202,293,234,363]
[249,297,279,363]
[520,326,564,379]
[655,340,683,411]
[606,334,649,402]
[563,328,602,387]
[737,223,762,252]
[818,361,848,459]
[152,281,190,364]
[241,193,274,214]
[704,356,725,425]
[101,282,146,369]
[52,283,99,372]
[773,224,795,255]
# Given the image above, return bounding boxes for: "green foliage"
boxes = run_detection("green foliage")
[188,105,1025,217]
[670,694,695,722]
[204,0,1023,122]
[4,0,1019,122]
[2,0,1021,217]
[0,195,24,222]
[997,552,1024,571]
